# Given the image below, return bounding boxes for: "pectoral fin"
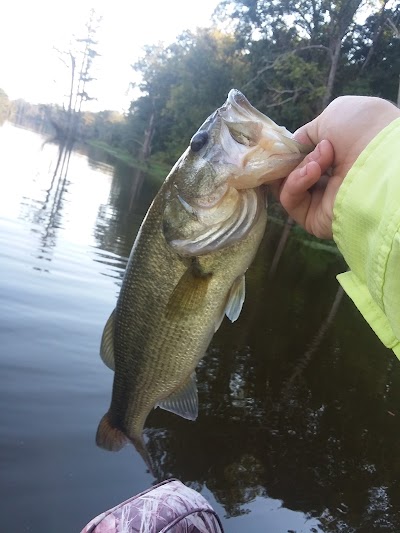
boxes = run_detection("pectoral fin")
[156,373,198,421]
[225,275,246,322]
[166,260,212,320]
[100,310,115,371]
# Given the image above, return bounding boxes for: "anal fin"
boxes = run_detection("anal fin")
[225,275,246,322]
[156,373,198,421]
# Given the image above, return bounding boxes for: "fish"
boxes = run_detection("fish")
[96,89,311,470]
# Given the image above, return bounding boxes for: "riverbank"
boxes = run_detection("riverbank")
[86,139,170,181]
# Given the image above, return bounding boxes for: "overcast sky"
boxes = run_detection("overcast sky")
[2,0,220,112]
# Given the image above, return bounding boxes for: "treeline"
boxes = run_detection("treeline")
[3,0,400,170]
[118,0,400,167]
[3,96,125,146]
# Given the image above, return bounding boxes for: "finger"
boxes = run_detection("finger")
[279,160,321,224]
[269,159,315,201]
[311,139,334,173]
[269,139,333,199]
[279,140,334,227]
[283,140,334,196]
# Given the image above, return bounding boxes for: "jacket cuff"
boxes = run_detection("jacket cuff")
[336,271,400,357]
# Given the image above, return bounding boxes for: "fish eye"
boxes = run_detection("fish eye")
[190,131,209,152]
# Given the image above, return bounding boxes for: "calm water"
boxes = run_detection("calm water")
[1,123,400,533]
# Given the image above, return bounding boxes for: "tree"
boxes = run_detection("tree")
[0,88,11,124]
[73,9,101,114]
[340,3,400,103]
[215,0,370,115]
[54,8,102,147]
[129,29,249,165]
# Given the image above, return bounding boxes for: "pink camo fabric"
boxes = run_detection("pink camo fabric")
[81,479,224,533]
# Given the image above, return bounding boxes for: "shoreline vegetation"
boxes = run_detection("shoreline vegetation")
[85,139,170,180]
[0,0,398,254]
[86,139,140,167]
[1,1,398,183]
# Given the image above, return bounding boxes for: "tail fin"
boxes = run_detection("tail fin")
[96,412,128,451]
[96,412,156,476]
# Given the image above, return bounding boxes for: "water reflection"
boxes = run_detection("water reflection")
[1,123,400,532]
[91,150,160,260]
[138,226,400,531]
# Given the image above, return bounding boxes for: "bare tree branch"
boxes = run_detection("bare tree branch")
[386,16,400,37]
[361,0,390,71]
[243,45,330,90]
[266,93,300,108]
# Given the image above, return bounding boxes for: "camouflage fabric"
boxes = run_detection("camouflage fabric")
[81,479,224,533]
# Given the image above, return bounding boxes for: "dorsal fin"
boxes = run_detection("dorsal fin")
[100,310,115,371]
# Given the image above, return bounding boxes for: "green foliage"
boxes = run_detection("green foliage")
[340,4,400,102]
[242,43,328,130]
[5,1,400,174]
[215,0,366,121]
[129,28,250,164]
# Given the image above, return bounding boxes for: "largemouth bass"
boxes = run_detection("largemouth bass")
[96,89,311,469]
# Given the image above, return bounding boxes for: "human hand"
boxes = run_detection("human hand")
[272,96,400,239]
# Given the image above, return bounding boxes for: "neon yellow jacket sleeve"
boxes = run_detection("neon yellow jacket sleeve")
[332,117,400,358]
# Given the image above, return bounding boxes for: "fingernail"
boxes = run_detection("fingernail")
[300,165,307,177]
[310,143,321,161]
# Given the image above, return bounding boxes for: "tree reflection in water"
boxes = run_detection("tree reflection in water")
[145,227,400,531]
[92,160,400,531]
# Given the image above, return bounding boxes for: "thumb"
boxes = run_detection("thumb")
[293,117,321,146]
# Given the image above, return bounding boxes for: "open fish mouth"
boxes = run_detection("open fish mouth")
[220,89,306,150]
[172,89,312,224]
[215,89,312,188]
[220,89,267,122]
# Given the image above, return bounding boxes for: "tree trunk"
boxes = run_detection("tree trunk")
[129,110,156,208]
[67,54,76,117]
[322,0,363,110]
[141,110,155,162]
[397,74,400,107]
[322,38,341,110]
[361,0,389,72]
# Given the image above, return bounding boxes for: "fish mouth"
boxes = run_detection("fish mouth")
[183,89,312,200]
[221,89,267,123]
[219,89,298,149]
[215,89,312,187]
[191,90,263,154]
[194,91,257,146]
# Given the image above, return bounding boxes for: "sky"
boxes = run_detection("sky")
[1,0,220,112]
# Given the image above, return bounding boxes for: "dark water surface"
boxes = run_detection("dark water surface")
[1,123,400,532]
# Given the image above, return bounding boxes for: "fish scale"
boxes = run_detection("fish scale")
[96,89,311,471]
